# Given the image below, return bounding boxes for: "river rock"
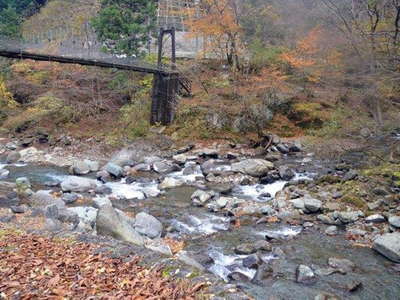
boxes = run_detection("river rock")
[235,243,256,255]
[15,177,31,192]
[6,151,20,163]
[276,144,289,154]
[279,166,295,180]
[10,205,26,214]
[206,173,258,185]
[336,211,363,224]
[109,148,135,166]
[289,141,302,152]
[314,293,340,300]
[5,142,17,150]
[96,205,145,245]
[175,250,205,271]
[304,197,322,213]
[19,147,38,158]
[0,169,9,180]
[96,170,111,183]
[265,152,281,162]
[61,176,98,192]
[317,214,342,225]
[328,257,355,274]
[373,232,400,262]
[95,185,112,195]
[85,160,100,172]
[133,163,151,172]
[68,206,97,228]
[343,170,358,181]
[145,239,173,256]
[254,240,272,251]
[70,160,91,175]
[231,159,274,177]
[202,160,232,176]
[296,265,316,284]
[325,226,338,236]
[61,193,79,204]
[215,196,230,209]
[365,214,385,223]
[388,216,400,228]
[191,190,215,206]
[134,212,163,239]
[153,161,179,174]
[159,177,184,189]
[292,198,305,210]
[45,204,59,219]
[105,163,123,178]
[195,148,218,159]
[30,190,65,208]
[242,254,261,268]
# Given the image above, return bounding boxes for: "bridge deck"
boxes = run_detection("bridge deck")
[0,49,177,75]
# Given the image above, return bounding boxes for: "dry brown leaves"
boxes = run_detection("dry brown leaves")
[0,230,204,299]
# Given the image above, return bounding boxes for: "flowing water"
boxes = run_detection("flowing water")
[1,160,399,299]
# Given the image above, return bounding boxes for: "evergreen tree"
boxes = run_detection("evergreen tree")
[91,0,157,57]
[0,0,46,37]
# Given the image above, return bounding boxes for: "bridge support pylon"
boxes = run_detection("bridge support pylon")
[150,27,177,125]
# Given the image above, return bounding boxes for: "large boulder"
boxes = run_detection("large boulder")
[201,160,231,176]
[105,163,123,178]
[152,161,179,174]
[373,233,400,263]
[109,148,136,167]
[296,265,316,284]
[70,161,91,175]
[191,190,215,206]
[30,190,65,208]
[0,169,9,180]
[61,176,98,193]
[388,216,400,228]
[159,177,184,189]
[231,159,274,177]
[303,197,322,213]
[96,205,145,246]
[68,207,97,229]
[6,151,20,163]
[134,212,163,239]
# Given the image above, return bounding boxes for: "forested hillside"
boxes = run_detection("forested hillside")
[0,1,400,299]
[0,0,398,148]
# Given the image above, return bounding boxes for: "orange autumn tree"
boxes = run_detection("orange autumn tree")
[281,26,343,83]
[281,27,322,82]
[184,0,243,71]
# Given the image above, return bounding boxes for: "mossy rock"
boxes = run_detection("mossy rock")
[317,175,341,185]
[341,194,366,209]
[393,172,400,181]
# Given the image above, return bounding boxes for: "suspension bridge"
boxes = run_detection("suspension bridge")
[0,29,191,125]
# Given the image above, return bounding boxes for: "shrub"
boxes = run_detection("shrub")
[248,40,285,72]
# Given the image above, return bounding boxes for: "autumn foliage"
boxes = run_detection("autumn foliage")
[0,230,205,299]
[184,0,243,70]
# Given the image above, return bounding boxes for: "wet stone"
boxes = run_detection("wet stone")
[365,214,385,223]
[10,205,26,214]
[235,243,256,255]
[242,254,260,269]
[388,215,400,228]
[325,226,338,236]
[296,265,316,284]
[62,193,80,204]
[254,240,272,252]
[346,280,363,292]
[328,257,355,274]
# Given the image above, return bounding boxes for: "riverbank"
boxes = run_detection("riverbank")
[0,134,399,299]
